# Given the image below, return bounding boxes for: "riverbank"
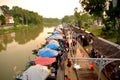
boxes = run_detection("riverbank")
[87,27,117,43]
[0,24,42,34]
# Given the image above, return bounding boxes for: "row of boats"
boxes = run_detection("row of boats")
[15,24,69,80]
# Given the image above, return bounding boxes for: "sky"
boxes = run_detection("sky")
[0,0,82,19]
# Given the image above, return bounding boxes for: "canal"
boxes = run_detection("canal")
[0,26,55,80]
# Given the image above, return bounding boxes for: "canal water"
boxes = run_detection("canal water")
[0,26,55,80]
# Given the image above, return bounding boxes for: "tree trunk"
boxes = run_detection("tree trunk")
[115,17,120,44]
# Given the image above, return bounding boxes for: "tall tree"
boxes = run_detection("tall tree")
[81,0,106,25]
[10,6,43,25]
[74,7,82,28]
[81,0,106,17]
[81,0,120,44]
[0,15,6,25]
[62,15,75,25]
[0,5,10,14]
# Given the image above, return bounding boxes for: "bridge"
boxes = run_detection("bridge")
[71,57,120,80]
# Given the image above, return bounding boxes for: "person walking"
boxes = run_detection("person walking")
[64,75,71,80]
[67,58,72,72]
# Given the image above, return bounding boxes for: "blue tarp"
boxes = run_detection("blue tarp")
[37,48,58,57]
[45,43,59,50]
[46,34,63,40]
[53,31,59,34]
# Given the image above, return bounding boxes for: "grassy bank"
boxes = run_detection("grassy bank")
[87,27,117,43]
[87,27,102,36]
[0,24,41,34]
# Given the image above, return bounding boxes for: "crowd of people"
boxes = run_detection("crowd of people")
[45,27,71,80]
[90,48,101,58]
[41,26,78,80]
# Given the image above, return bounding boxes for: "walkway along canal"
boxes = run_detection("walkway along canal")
[56,26,99,80]
[57,25,120,80]
[71,26,120,80]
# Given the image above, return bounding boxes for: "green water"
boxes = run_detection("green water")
[0,26,55,80]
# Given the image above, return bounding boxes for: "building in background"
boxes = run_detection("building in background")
[5,14,14,25]
[0,7,14,26]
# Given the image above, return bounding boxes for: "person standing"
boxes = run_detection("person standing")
[90,48,96,58]
[64,75,71,80]
[67,58,72,72]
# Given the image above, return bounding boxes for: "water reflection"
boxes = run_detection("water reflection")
[0,25,44,52]
[15,26,44,44]
[0,33,14,51]
[0,26,55,80]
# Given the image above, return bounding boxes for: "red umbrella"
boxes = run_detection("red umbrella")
[34,56,56,66]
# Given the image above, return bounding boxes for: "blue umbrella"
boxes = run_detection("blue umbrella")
[49,34,63,40]
[45,43,60,50]
[37,48,58,57]
[53,34,62,36]
[53,31,59,35]
[46,35,55,40]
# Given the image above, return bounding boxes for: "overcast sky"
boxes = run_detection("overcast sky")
[0,0,82,19]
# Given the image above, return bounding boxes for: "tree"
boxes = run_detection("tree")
[43,18,60,26]
[10,6,43,25]
[74,7,82,28]
[112,0,120,44]
[82,0,106,17]
[102,0,120,43]
[74,7,92,28]
[81,0,106,26]
[81,0,120,44]
[0,15,6,25]
[62,15,75,25]
[0,5,10,14]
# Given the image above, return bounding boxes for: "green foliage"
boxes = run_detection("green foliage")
[81,0,120,43]
[82,0,106,17]
[87,27,116,42]
[87,27,102,36]
[80,13,92,28]
[43,18,61,26]
[101,1,119,38]
[10,6,43,25]
[0,5,10,14]
[62,15,75,25]
[14,17,20,26]
[80,13,90,22]
[0,24,41,34]
[74,11,92,28]
[106,1,120,18]
[0,15,6,25]
[101,26,115,36]
[0,5,43,26]
[84,23,89,29]
[74,11,82,27]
